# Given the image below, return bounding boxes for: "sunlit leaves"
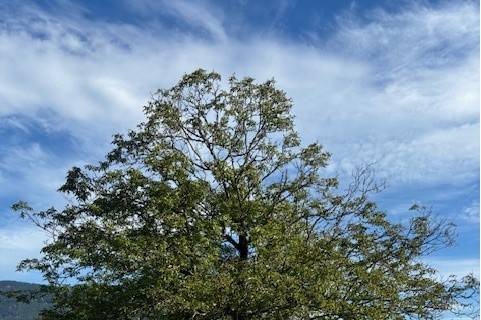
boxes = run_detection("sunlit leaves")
[14,70,478,320]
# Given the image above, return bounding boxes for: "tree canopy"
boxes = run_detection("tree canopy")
[13,69,478,319]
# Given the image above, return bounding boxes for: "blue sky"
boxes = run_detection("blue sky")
[0,0,479,296]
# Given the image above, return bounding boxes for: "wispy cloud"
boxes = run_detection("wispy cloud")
[124,0,227,41]
[1,1,477,186]
[462,200,480,223]
[0,225,46,282]
[425,258,480,280]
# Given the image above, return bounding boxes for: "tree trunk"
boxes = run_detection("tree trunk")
[235,234,249,320]
[238,234,248,261]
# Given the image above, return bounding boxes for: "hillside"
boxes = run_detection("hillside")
[0,281,50,320]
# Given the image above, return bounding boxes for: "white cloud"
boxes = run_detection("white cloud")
[332,123,479,185]
[462,200,480,223]
[0,143,65,196]
[0,225,46,282]
[0,226,46,251]
[123,0,227,41]
[425,258,480,280]
[0,4,477,190]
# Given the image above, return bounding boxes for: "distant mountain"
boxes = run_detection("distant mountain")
[0,281,50,320]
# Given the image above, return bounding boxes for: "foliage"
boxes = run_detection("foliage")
[13,70,478,319]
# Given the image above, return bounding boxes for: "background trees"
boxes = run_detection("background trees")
[13,70,478,319]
